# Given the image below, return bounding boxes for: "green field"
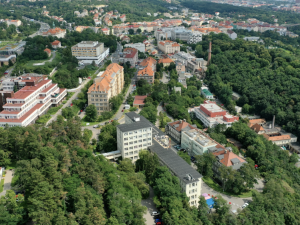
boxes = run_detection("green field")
[0,41,15,48]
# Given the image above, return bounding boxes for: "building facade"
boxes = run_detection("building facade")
[186,58,207,73]
[121,48,138,66]
[137,57,156,84]
[165,119,197,143]
[158,40,180,54]
[0,75,67,127]
[201,87,213,99]
[87,63,124,115]
[117,114,153,161]
[173,51,195,65]
[124,43,146,53]
[193,100,239,128]
[42,28,66,38]
[181,129,217,156]
[71,41,109,65]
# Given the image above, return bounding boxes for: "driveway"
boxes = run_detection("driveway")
[161,71,169,84]
[0,170,13,197]
[46,79,90,126]
[201,181,252,211]
[81,125,100,141]
[141,186,158,225]
[33,51,56,66]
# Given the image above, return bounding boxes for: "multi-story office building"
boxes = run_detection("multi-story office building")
[117,112,203,207]
[173,51,195,65]
[117,116,153,161]
[193,100,239,128]
[181,128,217,156]
[124,43,145,53]
[158,40,180,54]
[0,75,67,127]
[171,28,202,44]
[71,41,109,65]
[87,63,124,115]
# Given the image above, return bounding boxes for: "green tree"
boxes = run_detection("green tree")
[85,104,98,122]
[118,158,135,173]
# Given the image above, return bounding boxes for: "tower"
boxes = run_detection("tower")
[207,41,212,65]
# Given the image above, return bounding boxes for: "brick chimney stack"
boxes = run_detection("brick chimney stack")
[208,41,212,65]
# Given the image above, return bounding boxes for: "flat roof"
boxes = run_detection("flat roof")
[126,112,202,184]
[202,89,213,96]
[201,103,223,113]
[117,121,151,132]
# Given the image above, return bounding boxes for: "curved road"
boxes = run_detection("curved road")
[141,186,158,225]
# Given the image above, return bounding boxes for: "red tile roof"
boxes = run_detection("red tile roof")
[133,95,147,105]
[212,150,245,167]
[158,58,173,64]
[51,40,61,45]
[168,120,195,132]
[123,48,138,59]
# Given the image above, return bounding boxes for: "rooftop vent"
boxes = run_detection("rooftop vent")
[134,117,140,122]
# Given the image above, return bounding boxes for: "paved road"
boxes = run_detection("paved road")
[161,71,169,84]
[46,79,90,126]
[0,170,13,197]
[201,181,252,212]
[113,78,135,120]
[81,125,101,141]
[141,186,158,225]
[33,51,56,66]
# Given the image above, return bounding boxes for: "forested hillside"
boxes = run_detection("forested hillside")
[0,117,146,224]
[199,33,300,139]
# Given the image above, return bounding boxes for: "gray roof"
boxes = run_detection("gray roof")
[148,141,202,184]
[117,121,151,132]
[231,158,240,164]
[126,112,202,184]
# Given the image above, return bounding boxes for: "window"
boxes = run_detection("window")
[134,146,138,149]
[148,138,151,140]
[124,143,128,146]
[124,138,128,141]
[134,156,138,159]
[125,148,128,150]
[134,141,137,143]
[129,142,133,145]
[143,139,146,142]
[129,147,133,149]
[134,151,138,154]
[130,152,133,155]
[129,132,133,135]
[125,153,128,156]
[143,144,147,146]
[139,135,142,138]
[139,144,142,147]
[124,133,128,136]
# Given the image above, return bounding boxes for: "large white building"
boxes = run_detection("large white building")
[71,41,109,65]
[181,128,217,156]
[192,100,239,128]
[124,43,146,53]
[0,75,67,127]
[117,115,153,161]
[173,51,195,65]
[171,28,202,44]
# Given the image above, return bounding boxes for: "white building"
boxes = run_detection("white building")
[5,19,22,27]
[181,128,217,156]
[173,51,195,65]
[124,43,146,53]
[71,41,109,65]
[0,75,67,127]
[201,87,213,99]
[193,100,239,128]
[117,115,153,161]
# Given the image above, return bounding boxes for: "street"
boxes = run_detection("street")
[141,186,158,225]
[0,170,13,197]
[46,79,90,126]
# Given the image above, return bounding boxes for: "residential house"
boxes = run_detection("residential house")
[176,62,185,73]
[121,48,138,66]
[227,30,237,40]
[158,57,173,67]
[121,36,131,43]
[201,87,213,99]
[44,48,51,57]
[120,14,126,22]
[51,40,61,49]
[165,119,197,143]
[42,28,66,38]
[133,95,147,108]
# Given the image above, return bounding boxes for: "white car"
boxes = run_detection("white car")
[151,211,160,216]
[242,203,249,209]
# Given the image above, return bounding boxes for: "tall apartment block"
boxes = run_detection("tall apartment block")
[0,74,67,127]
[87,63,124,115]
[71,41,109,65]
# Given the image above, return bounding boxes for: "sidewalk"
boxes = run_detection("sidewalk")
[0,170,13,197]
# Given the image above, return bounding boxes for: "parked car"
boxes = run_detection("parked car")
[152,211,160,216]
[242,203,249,209]
[122,109,124,112]
[93,125,99,128]
[4,70,9,75]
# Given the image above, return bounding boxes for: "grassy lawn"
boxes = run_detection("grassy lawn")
[24,52,62,68]
[0,41,15,48]
[81,116,99,126]
[202,176,253,198]
[0,179,4,193]
[47,105,63,115]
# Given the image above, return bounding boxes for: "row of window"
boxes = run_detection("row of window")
[90,94,107,97]
[124,133,151,140]
[124,128,151,136]
[90,99,107,102]
[124,139,151,146]
[124,142,151,150]
[188,188,197,194]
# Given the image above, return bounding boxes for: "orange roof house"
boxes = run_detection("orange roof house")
[44,48,51,57]
[212,148,246,169]
[133,95,147,108]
